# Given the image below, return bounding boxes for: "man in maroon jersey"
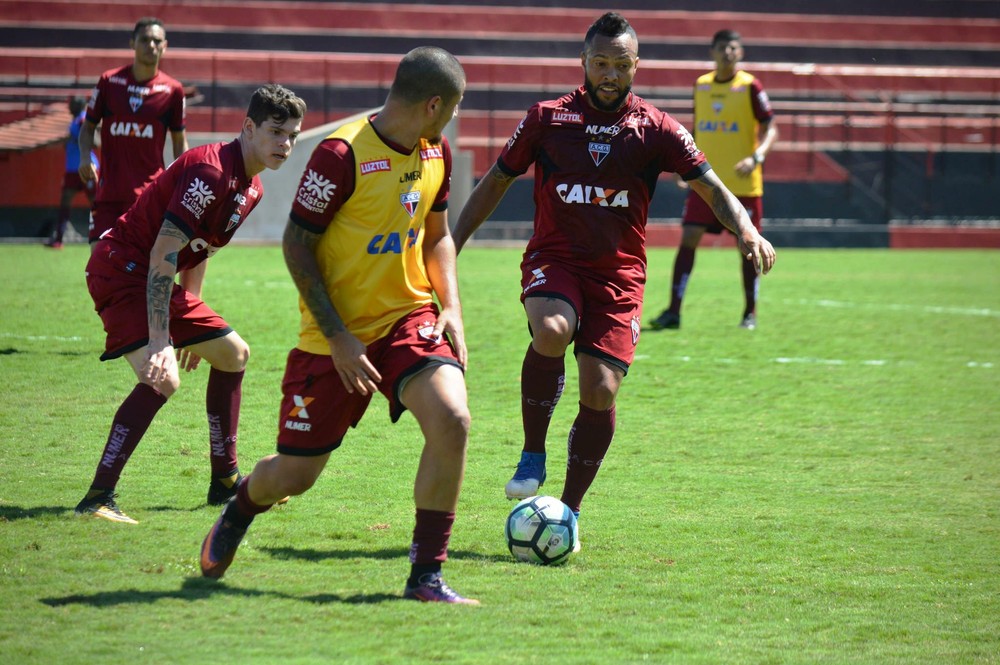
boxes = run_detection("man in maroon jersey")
[79,17,188,252]
[75,85,307,524]
[453,13,775,547]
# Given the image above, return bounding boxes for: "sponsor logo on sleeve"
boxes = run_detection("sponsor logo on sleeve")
[296,168,336,214]
[181,177,216,219]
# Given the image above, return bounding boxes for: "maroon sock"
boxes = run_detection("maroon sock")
[741,254,759,318]
[55,205,70,243]
[206,368,243,478]
[560,403,616,513]
[668,246,696,314]
[521,345,566,454]
[409,508,455,566]
[223,475,272,528]
[90,383,167,490]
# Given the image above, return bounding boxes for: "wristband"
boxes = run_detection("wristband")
[752,149,765,165]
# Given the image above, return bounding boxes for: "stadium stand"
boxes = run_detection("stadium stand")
[1,0,998,246]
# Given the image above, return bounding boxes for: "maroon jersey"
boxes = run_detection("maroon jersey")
[85,65,186,204]
[94,140,262,278]
[499,87,708,290]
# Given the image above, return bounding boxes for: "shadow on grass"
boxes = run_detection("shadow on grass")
[40,577,398,608]
[0,505,71,521]
[262,545,509,564]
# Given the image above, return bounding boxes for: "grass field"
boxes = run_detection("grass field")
[1,243,998,664]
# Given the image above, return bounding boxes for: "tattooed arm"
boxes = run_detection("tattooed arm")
[143,219,190,385]
[688,169,776,275]
[452,162,516,254]
[282,219,380,396]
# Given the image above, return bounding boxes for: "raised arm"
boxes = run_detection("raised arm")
[452,163,516,253]
[687,169,776,274]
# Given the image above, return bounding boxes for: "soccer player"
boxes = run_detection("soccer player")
[45,96,98,249]
[199,48,478,605]
[74,85,307,524]
[79,17,188,252]
[651,29,778,331]
[452,13,775,544]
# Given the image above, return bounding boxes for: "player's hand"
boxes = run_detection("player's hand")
[735,156,758,177]
[328,331,381,396]
[143,339,178,388]
[78,161,97,183]
[433,305,468,369]
[738,231,776,275]
[176,347,202,372]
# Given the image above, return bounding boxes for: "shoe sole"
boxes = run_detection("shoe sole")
[200,516,239,579]
[505,480,543,501]
[75,506,138,525]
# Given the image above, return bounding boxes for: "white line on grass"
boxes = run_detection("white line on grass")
[0,332,85,342]
[633,354,994,369]
[783,298,1000,318]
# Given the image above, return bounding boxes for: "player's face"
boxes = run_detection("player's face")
[131,25,167,69]
[247,116,303,173]
[711,39,743,70]
[425,93,463,144]
[582,33,638,112]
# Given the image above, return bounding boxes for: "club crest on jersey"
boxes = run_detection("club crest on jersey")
[417,321,443,344]
[588,142,611,167]
[400,191,421,218]
[129,95,143,113]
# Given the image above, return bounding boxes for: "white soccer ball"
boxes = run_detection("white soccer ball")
[504,495,577,565]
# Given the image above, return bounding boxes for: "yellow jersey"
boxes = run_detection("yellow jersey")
[693,70,770,197]
[289,116,449,351]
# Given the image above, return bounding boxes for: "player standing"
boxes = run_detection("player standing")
[45,96,98,248]
[75,85,306,524]
[79,17,188,252]
[199,48,478,604]
[651,29,778,330]
[453,13,775,546]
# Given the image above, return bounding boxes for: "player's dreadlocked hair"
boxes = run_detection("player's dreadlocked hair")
[584,12,637,51]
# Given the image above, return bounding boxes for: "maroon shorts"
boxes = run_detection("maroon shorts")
[86,269,232,361]
[682,191,763,234]
[89,200,131,243]
[520,258,641,373]
[63,172,96,195]
[276,303,464,456]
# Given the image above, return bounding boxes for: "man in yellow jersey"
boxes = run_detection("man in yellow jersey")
[200,47,478,604]
[651,29,778,330]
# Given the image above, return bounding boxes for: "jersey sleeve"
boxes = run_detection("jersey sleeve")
[290,138,355,233]
[169,82,187,132]
[661,116,710,181]
[163,161,228,238]
[84,75,108,125]
[496,103,542,177]
[750,78,774,123]
[430,137,452,212]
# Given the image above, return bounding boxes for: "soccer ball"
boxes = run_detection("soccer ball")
[504,495,577,565]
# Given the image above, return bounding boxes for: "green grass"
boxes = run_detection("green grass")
[1,243,998,664]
